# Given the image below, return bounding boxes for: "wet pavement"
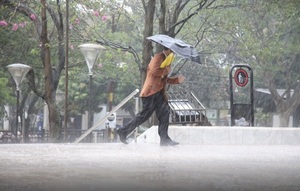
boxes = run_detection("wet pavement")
[1,143,300,191]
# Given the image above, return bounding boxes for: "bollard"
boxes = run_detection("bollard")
[93,132,98,143]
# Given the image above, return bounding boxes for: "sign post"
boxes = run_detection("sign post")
[229,65,254,126]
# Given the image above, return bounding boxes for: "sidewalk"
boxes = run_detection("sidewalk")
[0,143,300,191]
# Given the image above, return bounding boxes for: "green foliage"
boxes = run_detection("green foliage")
[0,6,41,117]
[2,0,299,128]
[187,0,300,125]
[56,0,141,115]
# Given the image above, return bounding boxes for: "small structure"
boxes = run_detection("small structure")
[167,91,210,125]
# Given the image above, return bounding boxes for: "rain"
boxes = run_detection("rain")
[1,1,300,191]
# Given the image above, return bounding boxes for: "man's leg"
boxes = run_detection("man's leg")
[156,92,179,146]
[156,97,170,140]
[117,93,157,143]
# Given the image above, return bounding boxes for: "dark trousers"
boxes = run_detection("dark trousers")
[120,90,171,141]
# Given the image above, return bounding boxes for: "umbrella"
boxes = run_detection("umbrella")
[147,34,201,64]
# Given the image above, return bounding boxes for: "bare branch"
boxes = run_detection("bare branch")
[170,0,217,36]
[96,38,141,71]
[27,70,45,100]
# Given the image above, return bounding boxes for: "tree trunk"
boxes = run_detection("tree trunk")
[20,90,39,143]
[1,0,65,142]
[41,0,61,141]
[279,111,290,127]
[142,0,156,85]
[47,100,62,142]
[142,1,156,125]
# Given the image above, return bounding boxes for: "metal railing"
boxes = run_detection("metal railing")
[73,89,139,143]
[0,89,140,144]
[0,129,111,144]
[0,130,49,143]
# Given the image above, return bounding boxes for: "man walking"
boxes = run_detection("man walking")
[117,47,185,146]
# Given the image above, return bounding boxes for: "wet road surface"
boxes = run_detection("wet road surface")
[0,143,300,191]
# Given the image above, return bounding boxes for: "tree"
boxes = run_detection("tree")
[140,0,217,84]
[241,1,300,126]
[65,0,142,117]
[0,5,46,140]
[1,0,66,141]
[203,0,300,126]
[1,0,144,141]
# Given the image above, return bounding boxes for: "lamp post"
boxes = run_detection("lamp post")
[78,44,105,131]
[6,63,31,142]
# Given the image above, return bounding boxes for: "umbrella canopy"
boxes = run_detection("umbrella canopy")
[147,34,201,64]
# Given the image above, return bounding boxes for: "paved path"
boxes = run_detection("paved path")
[1,143,300,191]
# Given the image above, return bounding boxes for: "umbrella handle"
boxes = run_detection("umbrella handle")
[168,58,188,77]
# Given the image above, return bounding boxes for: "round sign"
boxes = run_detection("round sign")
[107,114,115,121]
[234,69,248,87]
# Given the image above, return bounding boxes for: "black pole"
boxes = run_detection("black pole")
[229,67,234,126]
[249,68,254,126]
[88,74,93,129]
[64,0,70,142]
[108,80,115,111]
[16,89,20,141]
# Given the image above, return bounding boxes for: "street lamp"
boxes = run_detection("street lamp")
[6,63,31,141]
[78,43,105,130]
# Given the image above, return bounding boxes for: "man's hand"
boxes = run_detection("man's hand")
[178,75,185,84]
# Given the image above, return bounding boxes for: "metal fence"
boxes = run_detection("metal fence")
[167,91,211,125]
[0,128,113,144]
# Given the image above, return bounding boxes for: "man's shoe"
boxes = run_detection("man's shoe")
[160,139,179,146]
[116,128,128,144]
